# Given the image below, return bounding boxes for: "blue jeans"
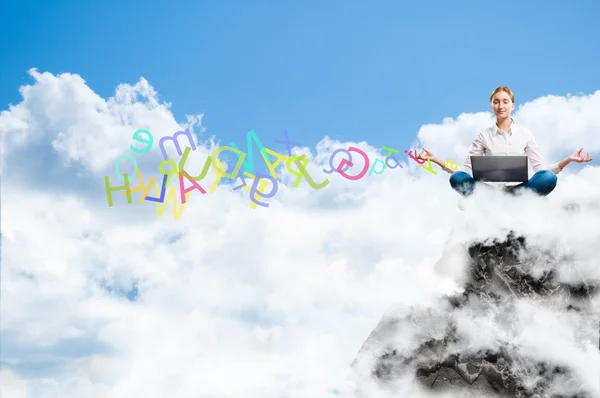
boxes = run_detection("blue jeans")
[449,170,558,197]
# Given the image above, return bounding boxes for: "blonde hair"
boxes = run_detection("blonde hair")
[490,86,515,103]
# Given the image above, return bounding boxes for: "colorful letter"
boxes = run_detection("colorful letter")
[225,169,276,209]
[105,174,132,207]
[405,149,426,165]
[114,154,138,181]
[248,173,278,208]
[445,160,459,171]
[178,171,207,204]
[385,156,403,169]
[120,168,156,203]
[159,158,178,188]
[421,159,438,175]
[368,158,386,176]
[145,174,168,203]
[178,146,212,181]
[210,146,247,179]
[130,129,154,154]
[159,128,196,160]
[259,147,288,179]
[230,130,288,178]
[273,129,302,156]
[323,148,353,174]
[229,129,267,174]
[382,145,401,158]
[209,159,229,193]
[156,185,190,220]
[233,170,254,191]
[287,154,329,189]
[336,147,370,180]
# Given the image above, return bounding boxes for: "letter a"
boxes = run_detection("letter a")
[178,171,206,204]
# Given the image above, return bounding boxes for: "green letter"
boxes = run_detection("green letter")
[105,174,132,207]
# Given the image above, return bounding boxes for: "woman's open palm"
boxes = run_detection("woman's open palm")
[568,148,593,163]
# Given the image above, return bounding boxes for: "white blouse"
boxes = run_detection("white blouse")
[458,120,561,187]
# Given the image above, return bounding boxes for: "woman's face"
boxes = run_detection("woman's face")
[491,91,514,119]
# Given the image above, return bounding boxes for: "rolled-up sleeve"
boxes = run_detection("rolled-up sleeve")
[459,132,486,176]
[525,135,561,174]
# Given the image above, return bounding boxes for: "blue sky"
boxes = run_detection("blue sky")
[1,0,599,176]
[3,2,600,396]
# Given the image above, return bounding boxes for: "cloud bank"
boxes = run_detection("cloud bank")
[1,69,600,397]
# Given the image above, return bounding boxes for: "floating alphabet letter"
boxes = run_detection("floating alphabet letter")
[323,148,353,174]
[385,156,403,169]
[445,160,459,171]
[382,145,401,158]
[120,168,156,204]
[420,158,438,175]
[368,158,386,176]
[178,170,207,204]
[210,146,246,180]
[336,147,370,180]
[178,146,212,181]
[248,173,279,208]
[405,149,426,165]
[288,154,330,189]
[273,129,302,157]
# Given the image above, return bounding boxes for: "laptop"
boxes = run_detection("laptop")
[471,156,528,182]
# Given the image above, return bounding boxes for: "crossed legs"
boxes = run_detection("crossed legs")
[449,170,558,197]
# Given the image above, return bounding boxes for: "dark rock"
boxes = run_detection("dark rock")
[352,230,598,397]
[563,203,581,213]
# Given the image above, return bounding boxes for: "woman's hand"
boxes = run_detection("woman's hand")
[568,148,593,163]
[415,147,455,174]
[416,148,436,161]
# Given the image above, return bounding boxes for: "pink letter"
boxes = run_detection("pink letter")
[336,147,370,180]
[178,171,206,204]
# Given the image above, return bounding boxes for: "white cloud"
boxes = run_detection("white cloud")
[1,71,600,397]
[0,368,30,398]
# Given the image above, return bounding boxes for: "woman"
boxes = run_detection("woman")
[417,86,592,197]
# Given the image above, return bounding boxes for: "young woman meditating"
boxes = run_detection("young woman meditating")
[416,86,592,197]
